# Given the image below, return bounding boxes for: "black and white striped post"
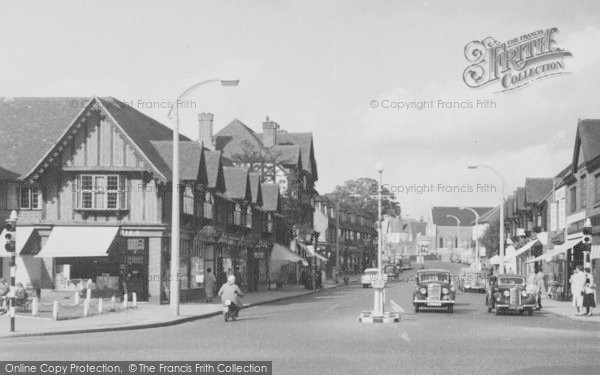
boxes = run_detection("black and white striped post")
[3,210,18,332]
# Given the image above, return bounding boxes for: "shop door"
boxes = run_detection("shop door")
[124,238,148,301]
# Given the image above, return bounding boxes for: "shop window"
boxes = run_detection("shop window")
[183,184,194,215]
[203,192,214,219]
[77,174,127,210]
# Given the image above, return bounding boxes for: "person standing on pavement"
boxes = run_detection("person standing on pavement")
[204,268,217,303]
[570,265,585,315]
[534,267,547,310]
[583,263,596,316]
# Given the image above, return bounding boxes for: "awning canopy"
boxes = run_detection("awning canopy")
[0,226,36,257]
[36,226,119,258]
[591,245,600,260]
[489,255,500,265]
[526,238,582,263]
[504,238,540,261]
[305,245,328,262]
[270,243,308,266]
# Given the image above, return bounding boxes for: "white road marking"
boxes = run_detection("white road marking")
[319,303,338,316]
[389,299,405,313]
[394,325,411,343]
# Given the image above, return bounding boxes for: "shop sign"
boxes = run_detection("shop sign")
[253,252,265,259]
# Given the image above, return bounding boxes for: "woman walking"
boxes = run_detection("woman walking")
[204,268,217,303]
[570,266,585,315]
[583,263,596,316]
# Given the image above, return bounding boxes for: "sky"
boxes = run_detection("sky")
[1,0,599,220]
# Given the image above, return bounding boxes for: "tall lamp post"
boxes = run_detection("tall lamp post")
[468,165,507,274]
[446,215,461,253]
[373,162,385,316]
[461,207,480,270]
[168,78,239,315]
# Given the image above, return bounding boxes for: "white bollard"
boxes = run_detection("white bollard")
[52,301,59,321]
[111,296,116,312]
[123,293,128,310]
[86,288,92,301]
[32,297,39,317]
[74,292,80,305]
[132,292,137,308]
[98,298,103,314]
[83,299,89,317]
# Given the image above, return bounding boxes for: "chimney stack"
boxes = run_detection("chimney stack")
[198,112,214,149]
[262,116,279,147]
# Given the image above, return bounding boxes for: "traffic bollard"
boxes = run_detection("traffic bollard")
[83,299,89,317]
[86,288,91,301]
[110,296,116,312]
[31,297,39,317]
[52,301,59,321]
[98,298,103,314]
[132,292,137,308]
[123,293,128,310]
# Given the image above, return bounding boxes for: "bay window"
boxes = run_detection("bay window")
[77,174,127,210]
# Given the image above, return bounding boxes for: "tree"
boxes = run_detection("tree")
[480,219,499,258]
[229,140,282,184]
[327,178,402,219]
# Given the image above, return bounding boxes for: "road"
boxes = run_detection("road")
[1,261,599,375]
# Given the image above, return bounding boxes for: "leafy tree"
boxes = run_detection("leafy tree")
[480,219,499,258]
[326,178,401,219]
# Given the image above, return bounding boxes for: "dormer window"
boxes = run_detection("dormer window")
[203,191,214,219]
[246,206,253,228]
[233,203,242,225]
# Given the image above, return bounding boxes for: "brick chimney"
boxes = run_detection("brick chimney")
[262,116,279,147]
[198,112,214,149]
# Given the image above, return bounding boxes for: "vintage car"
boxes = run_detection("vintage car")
[413,269,455,313]
[361,268,388,288]
[485,275,536,316]
[383,264,399,281]
[458,268,486,293]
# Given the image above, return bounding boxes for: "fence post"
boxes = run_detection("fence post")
[111,296,116,312]
[83,299,89,317]
[132,292,137,308]
[52,301,59,321]
[31,297,39,317]
[98,298,103,314]
[74,292,80,305]
[123,293,128,310]
[86,288,92,302]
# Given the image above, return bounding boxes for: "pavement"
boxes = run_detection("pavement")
[1,261,598,375]
[0,275,362,339]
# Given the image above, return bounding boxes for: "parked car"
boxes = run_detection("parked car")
[413,269,455,313]
[398,256,412,270]
[485,275,536,316]
[458,268,486,293]
[383,264,399,281]
[361,268,387,288]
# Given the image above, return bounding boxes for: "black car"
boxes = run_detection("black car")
[485,275,536,316]
[413,269,456,313]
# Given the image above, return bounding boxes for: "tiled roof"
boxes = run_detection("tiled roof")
[275,132,317,179]
[431,207,492,227]
[0,97,88,178]
[576,119,600,165]
[99,97,190,180]
[222,166,250,200]
[215,119,263,161]
[524,178,553,204]
[150,141,203,181]
[515,187,526,210]
[248,172,262,205]
[261,183,280,212]
[270,145,301,166]
[203,150,222,189]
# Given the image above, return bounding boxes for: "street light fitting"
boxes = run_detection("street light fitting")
[375,162,384,173]
[467,165,478,169]
[220,80,240,87]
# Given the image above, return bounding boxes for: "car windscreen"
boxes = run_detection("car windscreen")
[418,273,449,282]
[498,277,525,285]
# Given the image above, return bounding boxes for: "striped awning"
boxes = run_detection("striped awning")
[526,238,582,263]
[504,238,540,261]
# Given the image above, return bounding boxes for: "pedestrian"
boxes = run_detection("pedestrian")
[583,263,596,316]
[0,279,9,314]
[234,266,243,289]
[569,265,586,315]
[534,267,547,310]
[204,267,217,303]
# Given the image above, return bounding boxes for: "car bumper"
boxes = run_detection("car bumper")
[495,304,536,310]
[413,299,455,306]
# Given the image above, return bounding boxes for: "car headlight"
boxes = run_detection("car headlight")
[419,287,427,295]
[442,287,449,295]
[503,290,510,297]
[521,290,528,297]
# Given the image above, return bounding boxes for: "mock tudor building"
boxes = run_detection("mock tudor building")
[0,97,295,304]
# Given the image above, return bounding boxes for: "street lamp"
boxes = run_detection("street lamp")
[446,214,461,253]
[460,207,480,270]
[373,162,385,316]
[168,79,239,315]
[468,164,507,274]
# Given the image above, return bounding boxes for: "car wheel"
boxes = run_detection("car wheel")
[527,308,533,316]
[224,312,229,322]
[414,304,419,313]
[447,305,454,313]
[495,307,501,316]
